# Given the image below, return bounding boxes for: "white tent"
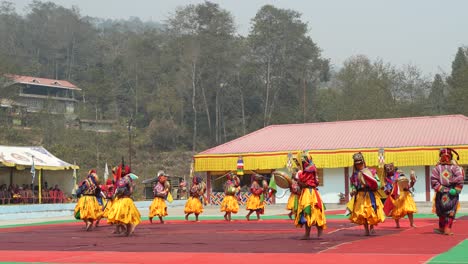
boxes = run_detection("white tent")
[0,145,78,170]
[0,146,79,199]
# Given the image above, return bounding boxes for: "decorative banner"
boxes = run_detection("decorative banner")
[236,156,244,176]
[378,148,385,168]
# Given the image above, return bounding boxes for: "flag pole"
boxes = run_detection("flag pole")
[31,156,36,201]
[39,169,42,204]
[104,162,109,181]
[72,161,77,199]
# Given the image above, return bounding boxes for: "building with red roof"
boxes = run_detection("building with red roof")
[2,74,81,115]
[194,115,468,204]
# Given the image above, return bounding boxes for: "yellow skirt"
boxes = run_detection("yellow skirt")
[107,197,141,226]
[184,197,203,214]
[102,199,114,218]
[149,197,168,217]
[74,196,103,221]
[246,194,265,212]
[390,191,417,220]
[348,191,385,225]
[220,195,239,213]
[286,193,298,211]
[294,188,326,229]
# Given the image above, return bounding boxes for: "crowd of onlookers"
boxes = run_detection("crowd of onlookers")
[0,183,67,204]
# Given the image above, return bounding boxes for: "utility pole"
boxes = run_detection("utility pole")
[128,117,133,169]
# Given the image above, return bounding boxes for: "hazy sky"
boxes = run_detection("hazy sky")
[12,0,468,76]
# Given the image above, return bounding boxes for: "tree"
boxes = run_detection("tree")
[446,47,468,115]
[248,5,328,126]
[335,55,397,120]
[167,1,238,146]
[428,73,446,115]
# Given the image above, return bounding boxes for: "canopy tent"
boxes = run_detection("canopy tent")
[0,146,79,170]
[0,146,79,204]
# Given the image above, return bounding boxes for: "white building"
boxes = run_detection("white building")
[193,115,468,204]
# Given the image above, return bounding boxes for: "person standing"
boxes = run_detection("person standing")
[383,163,417,228]
[107,171,141,236]
[245,174,268,221]
[220,172,241,221]
[347,152,385,236]
[294,154,326,239]
[431,148,464,236]
[149,170,170,224]
[74,170,103,231]
[184,176,206,221]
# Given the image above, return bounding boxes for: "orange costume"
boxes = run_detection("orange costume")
[294,155,326,238]
[74,170,103,231]
[220,173,241,219]
[347,152,385,235]
[184,176,206,221]
[149,171,170,223]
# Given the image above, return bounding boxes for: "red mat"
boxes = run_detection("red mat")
[0,218,466,264]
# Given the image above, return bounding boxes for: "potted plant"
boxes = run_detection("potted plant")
[338,192,346,205]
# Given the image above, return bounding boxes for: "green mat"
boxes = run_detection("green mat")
[428,239,468,264]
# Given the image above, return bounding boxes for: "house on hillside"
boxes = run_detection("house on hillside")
[193,115,468,205]
[1,74,118,133]
[2,74,81,116]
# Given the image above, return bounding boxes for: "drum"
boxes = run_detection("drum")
[272,168,292,189]
[397,176,410,191]
[226,186,237,195]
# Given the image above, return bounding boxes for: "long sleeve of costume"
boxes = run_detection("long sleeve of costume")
[431,167,446,193]
[431,165,464,194]
[375,174,381,189]
[453,167,464,194]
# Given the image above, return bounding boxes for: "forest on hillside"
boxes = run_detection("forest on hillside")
[0,1,467,180]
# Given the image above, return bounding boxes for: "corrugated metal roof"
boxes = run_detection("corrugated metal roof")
[6,74,81,91]
[199,115,468,155]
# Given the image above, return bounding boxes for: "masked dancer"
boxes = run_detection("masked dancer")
[149,170,170,224]
[107,168,141,236]
[221,172,241,221]
[431,148,464,236]
[184,175,206,221]
[245,174,268,221]
[295,154,326,239]
[383,163,417,228]
[347,152,385,236]
[74,170,103,231]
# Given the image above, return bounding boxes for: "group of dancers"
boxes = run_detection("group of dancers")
[74,165,141,236]
[73,147,464,238]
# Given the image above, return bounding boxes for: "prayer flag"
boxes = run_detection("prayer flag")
[236,156,244,176]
